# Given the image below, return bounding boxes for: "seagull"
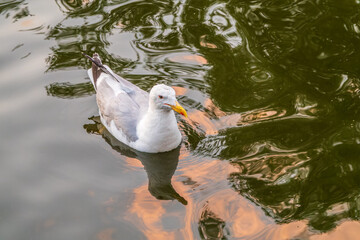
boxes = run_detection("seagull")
[83,52,187,153]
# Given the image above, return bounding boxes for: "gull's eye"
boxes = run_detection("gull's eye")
[158,95,163,99]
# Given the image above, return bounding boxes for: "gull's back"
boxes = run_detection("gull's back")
[85,53,149,144]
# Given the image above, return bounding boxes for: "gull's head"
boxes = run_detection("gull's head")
[149,84,187,117]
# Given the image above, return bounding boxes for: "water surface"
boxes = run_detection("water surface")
[2,0,360,239]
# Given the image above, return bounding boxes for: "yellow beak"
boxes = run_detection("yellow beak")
[167,101,188,118]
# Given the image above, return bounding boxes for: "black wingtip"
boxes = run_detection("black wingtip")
[82,52,96,63]
[83,52,104,89]
[82,52,103,66]
[81,52,89,59]
[82,52,120,87]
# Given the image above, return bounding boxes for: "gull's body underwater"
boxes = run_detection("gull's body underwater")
[84,53,187,153]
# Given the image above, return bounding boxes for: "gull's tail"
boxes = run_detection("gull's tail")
[82,52,104,90]
[82,52,134,94]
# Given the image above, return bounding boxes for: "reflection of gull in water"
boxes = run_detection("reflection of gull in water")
[84,116,187,205]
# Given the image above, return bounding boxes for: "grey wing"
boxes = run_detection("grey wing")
[103,65,149,113]
[83,52,148,113]
[96,79,147,142]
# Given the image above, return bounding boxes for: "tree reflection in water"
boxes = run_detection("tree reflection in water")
[45,0,360,236]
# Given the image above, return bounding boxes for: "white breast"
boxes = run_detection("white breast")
[134,110,182,153]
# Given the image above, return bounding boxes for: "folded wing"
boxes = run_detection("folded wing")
[85,53,149,143]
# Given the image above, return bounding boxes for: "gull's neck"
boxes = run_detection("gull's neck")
[141,107,178,132]
[136,107,182,153]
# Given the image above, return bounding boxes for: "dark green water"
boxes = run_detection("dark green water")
[2,0,360,239]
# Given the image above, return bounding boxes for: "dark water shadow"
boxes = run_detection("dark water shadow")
[84,116,187,205]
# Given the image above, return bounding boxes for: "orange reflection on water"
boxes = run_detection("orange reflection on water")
[188,98,241,135]
[172,86,187,96]
[310,221,360,240]
[126,184,190,240]
[269,220,309,239]
[126,185,175,240]
[171,181,195,240]
[188,110,219,135]
[180,157,237,184]
[124,157,143,169]
[179,159,247,239]
[203,98,226,118]
[121,148,360,239]
[200,189,268,239]
[239,107,287,125]
[269,220,360,240]
[200,35,218,49]
[20,19,33,27]
[124,156,239,240]
[168,54,208,65]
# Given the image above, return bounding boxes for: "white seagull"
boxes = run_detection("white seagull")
[83,53,187,153]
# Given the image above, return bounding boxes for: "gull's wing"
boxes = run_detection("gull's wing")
[96,74,148,142]
[84,52,149,142]
[102,66,149,113]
